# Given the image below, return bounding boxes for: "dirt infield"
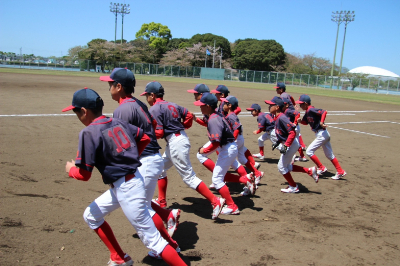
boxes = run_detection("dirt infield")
[1,72,400,265]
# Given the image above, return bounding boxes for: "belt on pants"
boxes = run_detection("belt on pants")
[109,174,135,188]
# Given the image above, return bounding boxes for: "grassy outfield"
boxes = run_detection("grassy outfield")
[1,67,399,105]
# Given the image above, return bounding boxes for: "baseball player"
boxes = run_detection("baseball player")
[195,92,256,215]
[211,85,242,115]
[274,82,308,162]
[99,68,181,258]
[265,96,319,193]
[296,94,347,180]
[247,103,281,160]
[188,85,259,189]
[62,88,186,266]
[140,81,225,220]
[221,96,264,187]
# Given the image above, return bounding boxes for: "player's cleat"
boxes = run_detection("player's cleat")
[302,146,307,151]
[308,167,319,183]
[212,197,226,220]
[148,246,180,260]
[240,186,251,196]
[281,184,300,193]
[252,153,264,160]
[209,183,216,190]
[167,209,181,237]
[246,173,256,196]
[108,254,133,266]
[294,156,309,162]
[221,204,240,215]
[331,171,347,180]
[152,198,167,208]
[317,166,327,175]
[254,162,261,170]
[255,171,264,185]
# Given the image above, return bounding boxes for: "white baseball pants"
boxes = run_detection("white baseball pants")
[306,129,335,160]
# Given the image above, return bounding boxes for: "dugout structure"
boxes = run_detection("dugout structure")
[200,67,225,80]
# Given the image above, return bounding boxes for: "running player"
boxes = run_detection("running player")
[195,92,256,215]
[221,96,264,186]
[265,96,319,193]
[99,68,181,259]
[140,81,225,220]
[63,88,186,265]
[247,104,280,159]
[211,85,242,115]
[296,94,347,180]
[274,82,308,162]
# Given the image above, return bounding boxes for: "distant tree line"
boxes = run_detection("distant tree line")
[2,22,344,76]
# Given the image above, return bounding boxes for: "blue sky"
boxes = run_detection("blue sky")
[1,0,399,75]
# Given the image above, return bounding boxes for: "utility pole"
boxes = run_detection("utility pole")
[220,48,222,69]
[338,11,355,76]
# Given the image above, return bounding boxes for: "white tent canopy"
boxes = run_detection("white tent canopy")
[348,66,399,78]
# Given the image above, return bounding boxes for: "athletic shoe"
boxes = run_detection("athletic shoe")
[294,156,308,162]
[108,254,133,266]
[221,204,240,215]
[254,162,261,170]
[167,209,181,237]
[240,186,251,196]
[152,198,167,208]
[209,183,216,190]
[331,171,347,180]
[308,167,319,183]
[252,153,264,160]
[212,197,226,220]
[317,166,328,175]
[302,146,307,151]
[281,185,299,193]
[255,171,264,185]
[148,246,180,260]
[246,173,256,196]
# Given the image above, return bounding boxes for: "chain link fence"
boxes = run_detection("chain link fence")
[1,59,399,95]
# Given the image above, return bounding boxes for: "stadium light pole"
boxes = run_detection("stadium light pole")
[120,4,130,44]
[110,3,120,43]
[330,11,344,88]
[338,11,355,76]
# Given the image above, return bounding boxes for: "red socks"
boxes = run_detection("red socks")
[282,172,297,187]
[161,244,187,266]
[218,185,234,206]
[298,147,305,158]
[245,149,256,165]
[157,177,168,206]
[202,159,215,172]
[236,165,248,176]
[292,165,307,173]
[94,221,125,262]
[331,157,344,173]
[310,155,324,169]
[259,146,264,156]
[152,214,178,249]
[151,201,170,222]
[196,182,216,203]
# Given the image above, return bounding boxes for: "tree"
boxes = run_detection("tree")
[135,22,172,57]
[346,73,368,90]
[189,33,231,59]
[68,45,84,60]
[285,53,333,75]
[232,39,286,71]
[166,38,190,51]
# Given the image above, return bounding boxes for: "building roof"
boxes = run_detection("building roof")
[348,66,399,78]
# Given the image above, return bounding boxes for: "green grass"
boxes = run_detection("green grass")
[1,67,399,105]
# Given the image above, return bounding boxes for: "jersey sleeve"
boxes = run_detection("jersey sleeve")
[75,130,96,172]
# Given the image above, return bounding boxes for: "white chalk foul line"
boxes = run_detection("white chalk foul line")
[327,126,390,138]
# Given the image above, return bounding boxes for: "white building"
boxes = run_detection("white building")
[348,66,399,80]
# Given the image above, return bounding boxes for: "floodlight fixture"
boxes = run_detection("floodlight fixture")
[329,10,343,88]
